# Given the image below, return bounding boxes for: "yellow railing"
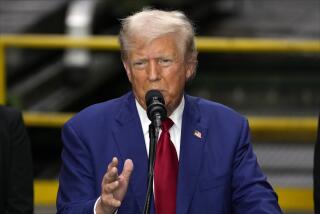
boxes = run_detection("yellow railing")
[249,116,318,142]
[1,34,320,104]
[23,111,74,128]
[1,34,320,52]
[0,41,5,105]
[0,34,319,142]
[34,179,314,212]
[22,111,318,142]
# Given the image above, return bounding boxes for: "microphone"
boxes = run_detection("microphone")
[143,89,167,214]
[145,90,167,127]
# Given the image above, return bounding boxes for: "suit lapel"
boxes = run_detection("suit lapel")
[111,92,150,212]
[176,95,207,214]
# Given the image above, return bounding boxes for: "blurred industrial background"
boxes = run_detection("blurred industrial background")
[0,0,319,213]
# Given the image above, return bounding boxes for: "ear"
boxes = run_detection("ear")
[185,56,197,80]
[122,60,132,82]
[185,63,195,80]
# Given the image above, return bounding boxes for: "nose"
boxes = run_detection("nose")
[147,60,160,81]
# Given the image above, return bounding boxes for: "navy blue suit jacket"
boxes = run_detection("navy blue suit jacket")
[57,92,282,213]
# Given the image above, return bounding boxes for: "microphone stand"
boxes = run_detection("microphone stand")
[143,115,161,214]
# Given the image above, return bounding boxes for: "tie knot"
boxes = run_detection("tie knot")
[161,118,174,132]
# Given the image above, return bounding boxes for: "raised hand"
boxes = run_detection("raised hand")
[96,157,134,214]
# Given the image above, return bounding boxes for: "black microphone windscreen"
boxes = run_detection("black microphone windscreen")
[145,90,167,121]
[145,90,164,107]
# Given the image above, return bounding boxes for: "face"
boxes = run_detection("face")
[123,34,195,116]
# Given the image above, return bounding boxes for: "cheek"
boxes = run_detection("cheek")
[171,69,187,87]
[166,73,186,98]
[131,73,148,94]
[131,71,144,84]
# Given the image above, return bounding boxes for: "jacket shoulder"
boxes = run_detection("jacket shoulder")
[65,93,131,129]
[186,95,245,121]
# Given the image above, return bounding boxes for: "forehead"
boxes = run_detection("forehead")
[128,34,181,58]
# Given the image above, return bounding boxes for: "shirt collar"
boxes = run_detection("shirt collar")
[136,96,185,135]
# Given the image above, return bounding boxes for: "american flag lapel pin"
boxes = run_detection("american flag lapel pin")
[194,130,202,139]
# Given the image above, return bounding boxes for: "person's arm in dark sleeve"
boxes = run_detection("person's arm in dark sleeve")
[6,110,33,214]
[232,118,282,214]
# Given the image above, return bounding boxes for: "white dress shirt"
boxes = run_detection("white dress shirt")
[135,96,184,159]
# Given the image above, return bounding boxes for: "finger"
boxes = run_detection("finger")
[103,180,119,193]
[120,159,134,180]
[107,157,118,171]
[104,166,118,184]
[103,157,119,184]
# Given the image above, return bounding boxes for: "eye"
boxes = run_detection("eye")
[133,60,147,69]
[158,58,173,66]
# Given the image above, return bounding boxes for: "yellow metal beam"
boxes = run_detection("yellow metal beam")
[22,112,318,142]
[276,187,314,212]
[249,116,318,142]
[0,34,319,53]
[196,37,320,53]
[34,179,314,212]
[34,180,58,206]
[0,35,319,141]
[23,111,74,128]
[0,35,119,50]
[0,43,5,104]
[0,34,319,103]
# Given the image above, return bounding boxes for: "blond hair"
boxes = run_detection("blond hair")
[119,9,197,67]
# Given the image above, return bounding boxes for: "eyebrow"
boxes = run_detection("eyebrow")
[133,54,175,61]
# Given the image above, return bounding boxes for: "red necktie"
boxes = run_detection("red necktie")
[154,118,178,214]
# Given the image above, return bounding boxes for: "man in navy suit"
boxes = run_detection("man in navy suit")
[57,9,282,214]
